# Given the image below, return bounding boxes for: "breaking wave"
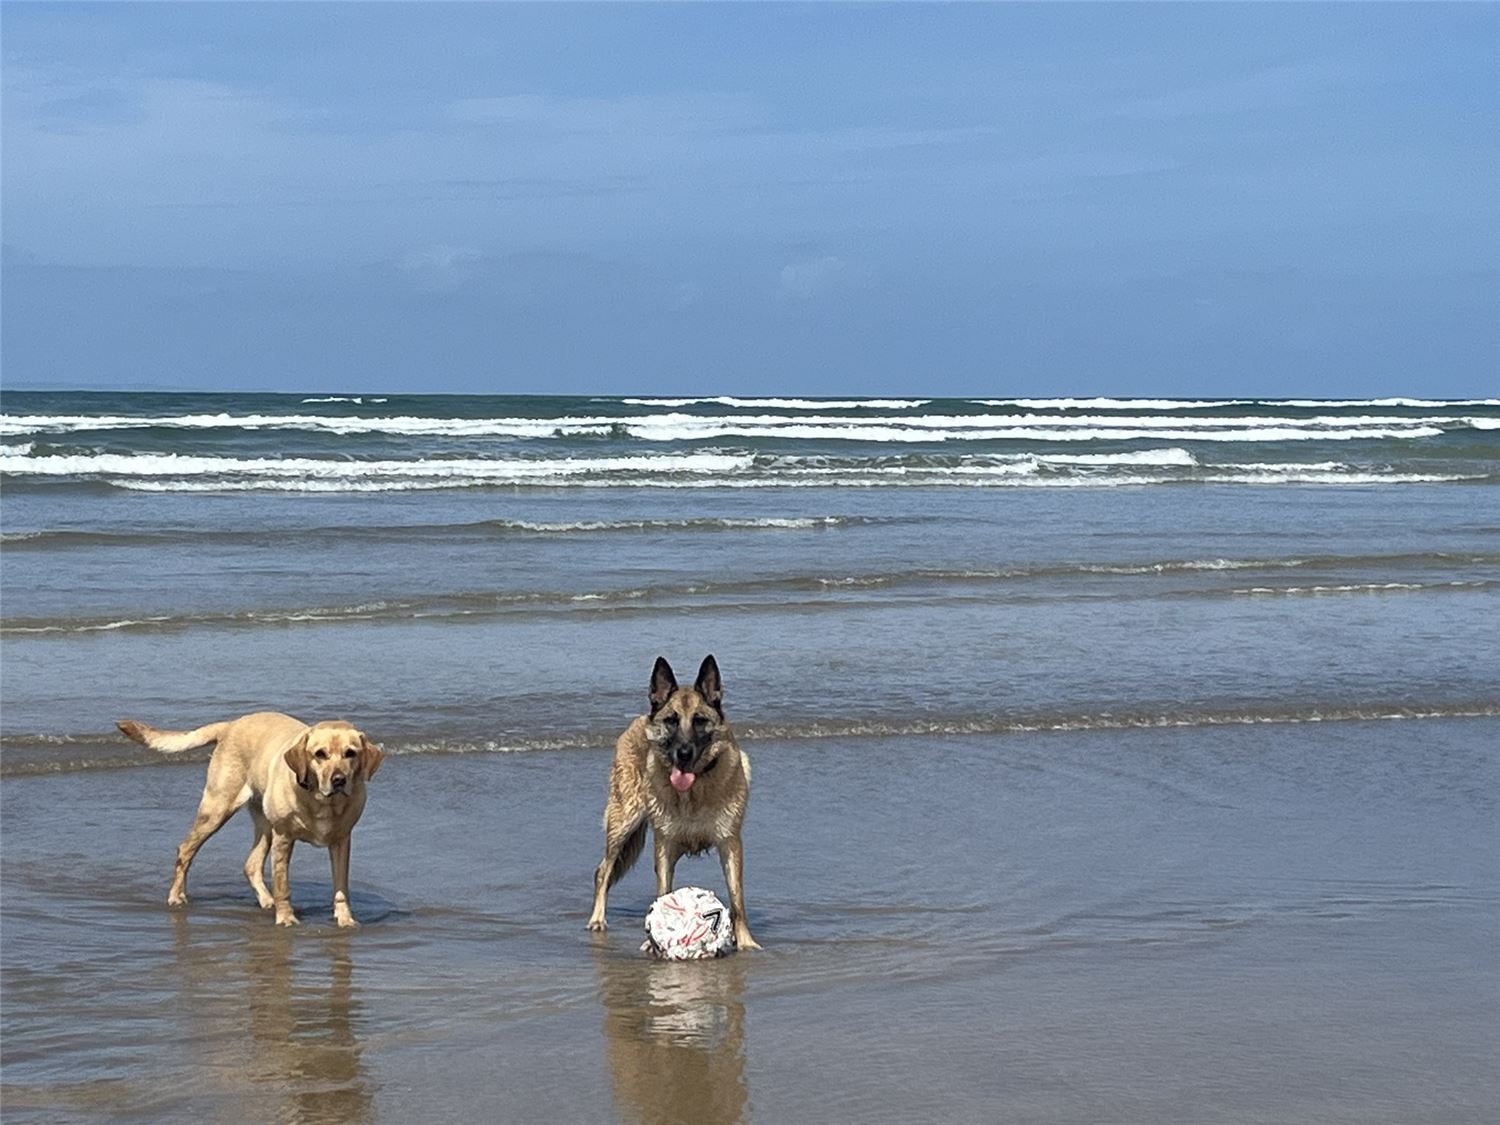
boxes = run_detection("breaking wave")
[1,444,1487,492]
[1,409,1490,443]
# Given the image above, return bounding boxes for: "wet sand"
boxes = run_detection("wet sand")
[2,718,1496,1123]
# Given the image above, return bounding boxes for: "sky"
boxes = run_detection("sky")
[2,2,1496,397]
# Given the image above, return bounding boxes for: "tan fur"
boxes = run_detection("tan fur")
[117,711,384,927]
[587,656,761,949]
[597,952,748,1122]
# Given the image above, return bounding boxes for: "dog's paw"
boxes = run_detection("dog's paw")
[736,934,763,951]
[167,891,188,907]
[586,918,608,932]
[256,895,275,910]
[335,915,361,929]
[275,913,301,927]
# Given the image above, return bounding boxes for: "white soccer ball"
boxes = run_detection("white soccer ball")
[641,886,736,960]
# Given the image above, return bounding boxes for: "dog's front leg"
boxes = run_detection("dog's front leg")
[330,835,358,928]
[589,808,647,932]
[654,835,682,898]
[717,836,761,950]
[271,831,300,927]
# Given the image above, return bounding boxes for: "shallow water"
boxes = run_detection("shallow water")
[2,393,1498,1121]
[2,720,1496,1123]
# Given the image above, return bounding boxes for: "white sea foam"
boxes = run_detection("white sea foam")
[1279,397,1500,408]
[1,436,1485,492]
[986,397,1500,410]
[1036,449,1197,466]
[1198,472,1476,485]
[0,412,581,438]
[1,409,1478,442]
[609,422,1451,443]
[620,397,929,409]
[1231,581,1488,596]
[978,398,1256,410]
[0,450,755,479]
[498,516,847,532]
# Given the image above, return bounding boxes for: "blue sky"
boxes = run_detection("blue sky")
[2,2,1496,396]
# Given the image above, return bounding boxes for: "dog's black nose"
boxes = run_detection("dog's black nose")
[331,774,347,789]
[674,747,694,767]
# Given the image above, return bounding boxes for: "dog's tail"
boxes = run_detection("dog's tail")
[116,719,230,754]
[605,820,649,889]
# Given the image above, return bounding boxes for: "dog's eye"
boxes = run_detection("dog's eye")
[663,714,679,727]
[343,749,357,760]
[314,749,328,761]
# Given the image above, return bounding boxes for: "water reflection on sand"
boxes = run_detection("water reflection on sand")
[171,913,373,1125]
[595,944,748,1125]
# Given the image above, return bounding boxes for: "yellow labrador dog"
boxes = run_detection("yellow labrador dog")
[116,711,383,927]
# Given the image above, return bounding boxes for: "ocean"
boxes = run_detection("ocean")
[2,391,1497,1122]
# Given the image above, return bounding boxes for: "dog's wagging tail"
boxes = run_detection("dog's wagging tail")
[117,719,230,754]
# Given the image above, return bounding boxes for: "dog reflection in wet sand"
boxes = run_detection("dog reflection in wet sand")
[598,950,749,1125]
[588,656,761,949]
[245,931,372,1123]
[117,711,383,927]
[165,915,372,1122]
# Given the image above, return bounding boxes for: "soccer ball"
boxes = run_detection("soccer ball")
[641,886,736,960]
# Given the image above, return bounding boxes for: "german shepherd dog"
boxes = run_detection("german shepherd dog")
[587,655,760,949]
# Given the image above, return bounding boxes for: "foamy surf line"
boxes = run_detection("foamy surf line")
[617,396,931,409]
[0,446,1201,476]
[0,450,757,478]
[39,470,1491,492]
[6,702,1498,776]
[982,397,1500,410]
[1,409,1492,440]
[2,448,1487,492]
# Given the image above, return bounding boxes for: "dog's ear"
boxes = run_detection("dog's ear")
[694,654,723,712]
[358,734,385,780]
[649,657,678,711]
[284,733,314,790]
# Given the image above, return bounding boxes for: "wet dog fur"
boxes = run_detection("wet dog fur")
[586,655,760,949]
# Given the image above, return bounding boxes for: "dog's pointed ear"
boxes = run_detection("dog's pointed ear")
[284,733,313,790]
[358,734,385,780]
[695,654,723,711]
[649,657,678,711]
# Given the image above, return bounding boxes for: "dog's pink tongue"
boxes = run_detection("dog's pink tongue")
[670,767,696,793]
